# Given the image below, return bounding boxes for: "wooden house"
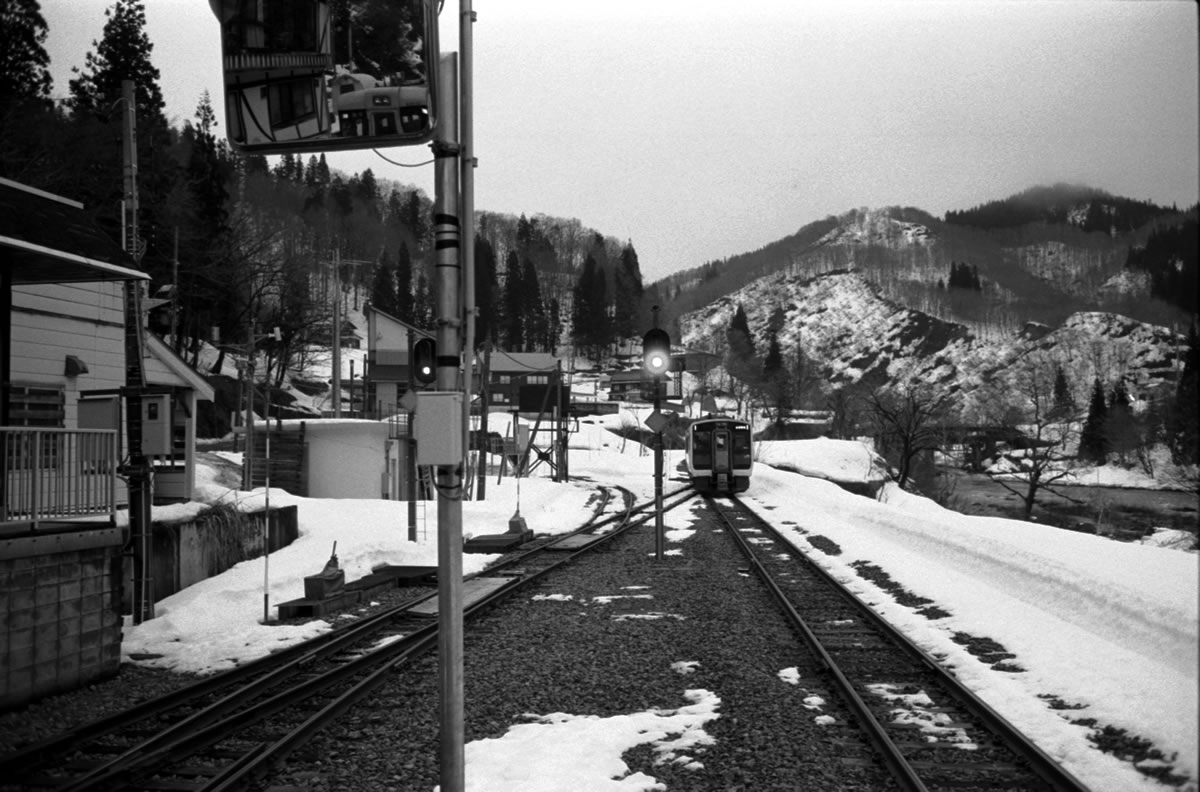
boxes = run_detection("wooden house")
[0,177,211,707]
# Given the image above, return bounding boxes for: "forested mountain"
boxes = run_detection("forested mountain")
[1,0,656,382]
[944,183,1179,235]
[3,0,1195,469]
[653,189,1197,336]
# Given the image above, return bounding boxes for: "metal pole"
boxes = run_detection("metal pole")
[121,79,153,624]
[460,0,476,494]
[654,380,664,562]
[263,421,271,623]
[476,344,489,499]
[332,249,342,418]
[433,52,464,792]
[556,360,566,482]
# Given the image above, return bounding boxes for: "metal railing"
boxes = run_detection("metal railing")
[1,427,119,529]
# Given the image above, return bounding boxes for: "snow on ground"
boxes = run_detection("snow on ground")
[122,411,1198,792]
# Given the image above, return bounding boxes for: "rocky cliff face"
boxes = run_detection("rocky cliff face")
[677,268,1186,409]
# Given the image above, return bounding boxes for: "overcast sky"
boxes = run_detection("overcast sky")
[40,0,1200,283]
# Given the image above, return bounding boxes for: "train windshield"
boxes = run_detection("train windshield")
[691,429,712,467]
[732,428,752,466]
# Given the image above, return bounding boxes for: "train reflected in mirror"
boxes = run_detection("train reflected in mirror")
[208,0,438,154]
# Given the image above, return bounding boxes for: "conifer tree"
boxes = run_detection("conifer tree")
[612,242,644,339]
[1,0,53,105]
[1168,323,1200,465]
[178,91,235,359]
[412,270,432,329]
[1051,365,1075,418]
[521,257,548,352]
[570,254,608,359]
[68,0,166,123]
[1106,378,1137,461]
[474,235,497,348]
[728,305,755,356]
[725,304,760,393]
[370,248,400,318]
[547,297,561,355]
[1078,378,1109,462]
[395,242,414,322]
[67,0,175,280]
[502,250,525,350]
[761,326,790,425]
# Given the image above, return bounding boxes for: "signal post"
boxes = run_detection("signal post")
[210,2,473,789]
[642,312,671,563]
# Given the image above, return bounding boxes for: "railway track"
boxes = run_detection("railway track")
[0,485,699,792]
[709,494,1092,792]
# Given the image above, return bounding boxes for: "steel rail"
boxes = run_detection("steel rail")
[0,485,622,786]
[709,496,931,792]
[0,590,432,783]
[196,486,701,791]
[719,495,1092,792]
[6,485,694,792]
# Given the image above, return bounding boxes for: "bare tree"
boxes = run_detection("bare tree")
[866,382,955,489]
[825,382,869,440]
[974,354,1083,520]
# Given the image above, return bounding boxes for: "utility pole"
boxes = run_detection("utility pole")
[119,79,154,624]
[332,248,342,418]
[460,0,477,496]
[433,51,465,792]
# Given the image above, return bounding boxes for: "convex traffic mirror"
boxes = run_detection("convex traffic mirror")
[209,0,439,154]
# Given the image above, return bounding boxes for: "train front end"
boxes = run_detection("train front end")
[687,418,753,494]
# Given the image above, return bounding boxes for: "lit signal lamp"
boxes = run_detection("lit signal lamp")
[642,328,671,375]
[412,337,436,385]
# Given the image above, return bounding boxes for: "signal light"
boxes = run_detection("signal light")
[642,328,671,375]
[413,337,436,385]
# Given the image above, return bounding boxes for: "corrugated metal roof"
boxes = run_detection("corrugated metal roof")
[0,178,147,284]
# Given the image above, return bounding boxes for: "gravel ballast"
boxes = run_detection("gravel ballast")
[1,505,892,791]
[273,507,890,791]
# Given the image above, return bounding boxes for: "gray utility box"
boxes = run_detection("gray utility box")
[414,391,464,465]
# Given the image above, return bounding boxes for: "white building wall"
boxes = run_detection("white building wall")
[10,282,126,427]
[292,420,391,499]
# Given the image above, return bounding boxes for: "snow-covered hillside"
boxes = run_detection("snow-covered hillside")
[677,268,1187,407]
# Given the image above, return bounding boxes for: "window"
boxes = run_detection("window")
[7,384,64,427]
[733,427,753,467]
[268,78,317,128]
[264,0,318,51]
[3,384,65,470]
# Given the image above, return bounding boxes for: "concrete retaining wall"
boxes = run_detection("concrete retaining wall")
[135,506,299,608]
[1,507,299,712]
[1,528,124,710]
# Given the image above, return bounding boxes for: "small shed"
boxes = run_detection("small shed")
[363,303,431,417]
[482,350,561,409]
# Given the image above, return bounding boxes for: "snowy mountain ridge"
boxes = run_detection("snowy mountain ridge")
[677,268,1186,408]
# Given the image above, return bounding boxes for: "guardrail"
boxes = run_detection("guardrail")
[1,427,118,529]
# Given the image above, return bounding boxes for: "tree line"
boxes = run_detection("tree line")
[944,184,1181,234]
[696,299,1199,520]
[2,0,657,391]
[1124,219,1198,315]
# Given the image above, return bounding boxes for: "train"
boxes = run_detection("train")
[685,416,753,494]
